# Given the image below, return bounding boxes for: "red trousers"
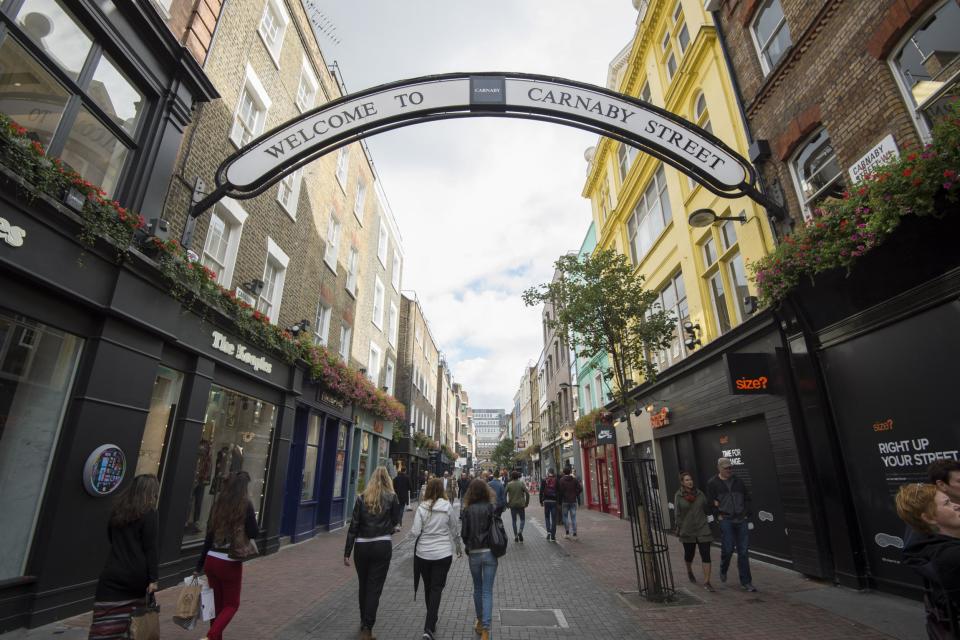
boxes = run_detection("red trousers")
[203,555,243,640]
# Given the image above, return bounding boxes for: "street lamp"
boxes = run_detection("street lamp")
[687,208,747,228]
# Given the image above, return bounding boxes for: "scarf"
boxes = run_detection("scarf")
[681,487,698,503]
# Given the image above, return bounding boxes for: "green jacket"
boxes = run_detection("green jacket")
[673,488,713,543]
[505,479,530,508]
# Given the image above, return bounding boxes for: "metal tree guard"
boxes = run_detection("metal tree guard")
[622,457,676,602]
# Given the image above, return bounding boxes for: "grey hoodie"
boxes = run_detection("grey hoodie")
[411,498,462,560]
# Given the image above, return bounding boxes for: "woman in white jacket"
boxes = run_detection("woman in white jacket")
[412,478,463,640]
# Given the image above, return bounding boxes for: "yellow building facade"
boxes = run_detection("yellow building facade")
[584,0,775,371]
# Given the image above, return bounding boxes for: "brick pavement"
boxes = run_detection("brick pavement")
[3,502,924,639]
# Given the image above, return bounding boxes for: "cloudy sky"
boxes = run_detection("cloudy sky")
[306,1,639,409]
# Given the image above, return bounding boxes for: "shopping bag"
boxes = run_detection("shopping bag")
[200,583,216,622]
[172,576,201,629]
[130,594,160,640]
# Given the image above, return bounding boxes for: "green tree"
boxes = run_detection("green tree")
[522,248,675,447]
[490,438,516,472]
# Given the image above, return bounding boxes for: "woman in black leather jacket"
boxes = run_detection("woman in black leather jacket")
[461,479,498,640]
[344,466,401,640]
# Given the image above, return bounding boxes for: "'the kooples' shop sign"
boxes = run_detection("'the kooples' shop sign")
[212,331,273,373]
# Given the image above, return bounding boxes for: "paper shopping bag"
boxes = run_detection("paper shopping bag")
[130,595,160,640]
[172,576,201,629]
[200,583,216,622]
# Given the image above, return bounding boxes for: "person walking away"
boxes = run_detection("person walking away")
[344,466,401,640]
[557,466,582,539]
[506,471,530,542]
[488,470,507,514]
[412,478,463,640]
[194,470,259,640]
[706,457,756,592]
[539,469,560,541]
[458,473,471,503]
[89,475,160,640]
[394,468,411,524]
[461,479,500,640]
[674,471,715,591]
[442,471,457,503]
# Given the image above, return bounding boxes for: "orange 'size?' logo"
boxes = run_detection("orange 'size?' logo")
[872,419,894,432]
[735,376,768,391]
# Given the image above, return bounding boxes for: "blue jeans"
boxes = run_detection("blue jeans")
[509,507,526,536]
[468,550,498,629]
[719,519,752,585]
[562,502,577,534]
[542,501,558,537]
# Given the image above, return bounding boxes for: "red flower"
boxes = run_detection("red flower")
[902,168,913,177]
[945,169,957,179]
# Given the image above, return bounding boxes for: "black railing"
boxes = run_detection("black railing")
[622,457,676,602]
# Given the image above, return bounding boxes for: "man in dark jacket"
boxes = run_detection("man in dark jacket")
[457,473,471,502]
[706,457,756,591]
[557,466,582,538]
[539,469,560,542]
[487,471,507,514]
[393,469,411,523]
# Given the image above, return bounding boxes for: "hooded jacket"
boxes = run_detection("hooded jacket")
[902,531,960,615]
[411,498,462,560]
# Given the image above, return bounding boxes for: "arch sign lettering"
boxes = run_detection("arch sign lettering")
[186,73,772,246]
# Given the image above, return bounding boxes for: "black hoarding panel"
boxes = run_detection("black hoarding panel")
[822,301,960,588]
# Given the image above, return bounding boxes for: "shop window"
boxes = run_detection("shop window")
[0,310,83,580]
[257,0,289,66]
[0,0,148,197]
[135,365,184,480]
[276,168,303,219]
[335,146,350,190]
[230,64,271,148]
[345,247,359,296]
[333,423,348,498]
[627,166,672,265]
[257,238,289,323]
[295,57,319,112]
[355,176,367,221]
[201,199,247,288]
[338,324,352,362]
[751,0,792,75]
[313,301,331,346]
[372,277,385,329]
[183,385,277,542]
[790,128,845,219]
[890,1,960,140]
[392,249,402,291]
[388,302,398,347]
[323,212,341,271]
[301,414,321,501]
[377,219,389,266]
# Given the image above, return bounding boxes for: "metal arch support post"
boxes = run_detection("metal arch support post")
[181,181,230,249]
[741,182,788,224]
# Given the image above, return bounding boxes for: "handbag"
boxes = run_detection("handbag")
[129,593,160,640]
[489,511,508,558]
[228,526,259,560]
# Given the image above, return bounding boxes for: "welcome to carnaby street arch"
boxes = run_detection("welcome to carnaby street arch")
[185,72,775,245]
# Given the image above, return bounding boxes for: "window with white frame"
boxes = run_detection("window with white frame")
[201,198,247,288]
[626,166,672,265]
[415,324,423,347]
[335,146,350,188]
[688,93,714,190]
[276,167,303,218]
[707,271,732,334]
[354,176,367,221]
[655,271,689,369]
[324,213,341,271]
[678,22,690,54]
[583,383,593,413]
[372,277,385,329]
[314,301,331,346]
[384,359,395,395]
[617,143,639,183]
[377,220,388,266]
[230,65,271,148]
[751,0,792,74]
[367,343,382,383]
[295,57,319,112]
[728,252,751,321]
[391,249,402,290]
[790,128,845,219]
[338,324,352,361]
[257,0,289,65]
[256,238,289,323]
[595,372,604,404]
[388,302,398,347]
[890,1,960,140]
[345,247,359,296]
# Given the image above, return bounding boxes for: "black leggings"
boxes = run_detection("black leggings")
[683,541,712,563]
[354,541,393,629]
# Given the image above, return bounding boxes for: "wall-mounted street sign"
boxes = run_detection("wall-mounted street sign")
[185,72,769,246]
[724,352,780,395]
[848,134,899,184]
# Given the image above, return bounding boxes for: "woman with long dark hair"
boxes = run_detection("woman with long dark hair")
[461,478,498,640]
[196,470,258,640]
[412,478,462,640]
[88,474,160,639]
[674,471,714,591]
[344,466,401,640]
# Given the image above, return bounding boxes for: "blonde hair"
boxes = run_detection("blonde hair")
[362,466,395,514]
[895,483,938,534]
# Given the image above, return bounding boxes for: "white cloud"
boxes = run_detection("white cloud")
[309,1,639,408]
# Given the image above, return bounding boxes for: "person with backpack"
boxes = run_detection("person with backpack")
[88,475,160,640]
[412,478,462,640]
[344,466,402,640]
[195,470,259,640]
[506,470,530,542]
[461,479,500,640]
[539,468,560,542]
[557,466,583,538]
